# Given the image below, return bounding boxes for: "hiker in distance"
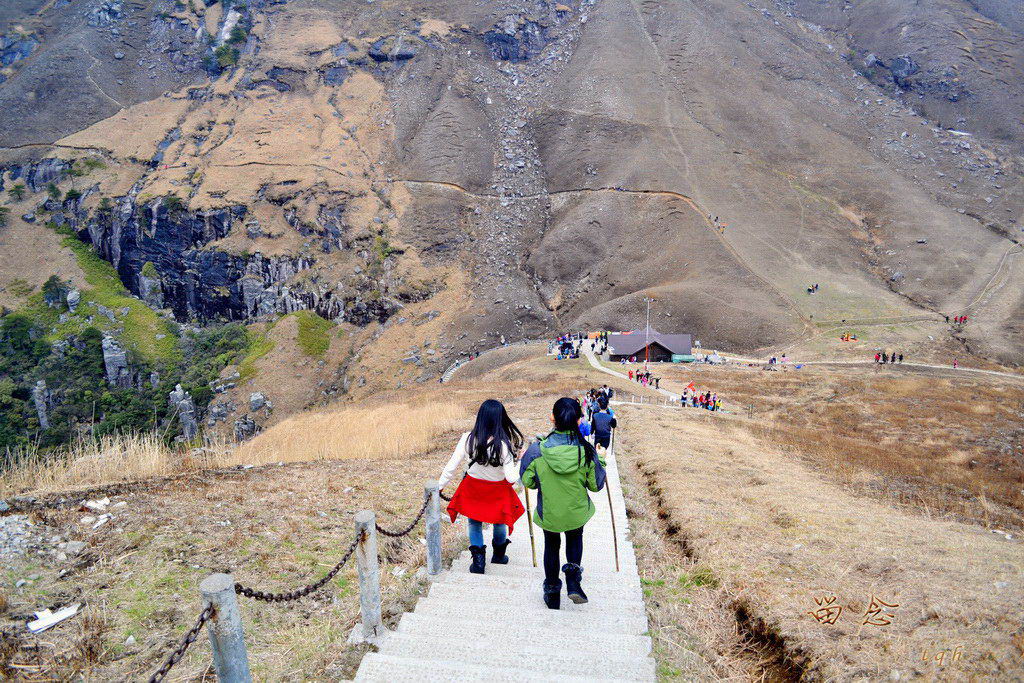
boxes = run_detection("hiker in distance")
[521,398,607,610]
[440,399,526,574]
[591,396,617,452]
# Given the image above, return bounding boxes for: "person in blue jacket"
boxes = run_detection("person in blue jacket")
[590,397,617,450]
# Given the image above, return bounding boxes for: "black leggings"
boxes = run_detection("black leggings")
[543,526,584,582]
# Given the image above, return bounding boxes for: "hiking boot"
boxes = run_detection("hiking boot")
[469,545,487,574]
[491,539,511,564]
[542,579,562,610]
[562,563,588,604]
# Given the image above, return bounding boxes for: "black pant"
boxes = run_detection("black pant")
[543,526,584,582]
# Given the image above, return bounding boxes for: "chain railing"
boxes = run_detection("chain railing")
[234,535,360,602]
[148,605,215,683]
[375,493,429,537]
[145,481,443,682]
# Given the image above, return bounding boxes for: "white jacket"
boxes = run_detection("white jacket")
[439,432,519,489]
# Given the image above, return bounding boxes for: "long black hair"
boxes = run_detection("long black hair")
[551,397,597,465]
[467,399,524,467]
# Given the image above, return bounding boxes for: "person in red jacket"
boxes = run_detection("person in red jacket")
[440,400,526,574]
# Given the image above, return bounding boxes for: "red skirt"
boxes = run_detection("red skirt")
[446,475,525,535]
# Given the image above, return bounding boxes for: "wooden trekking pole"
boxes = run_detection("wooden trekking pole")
[606,428,620,572]
[523,486,537,567]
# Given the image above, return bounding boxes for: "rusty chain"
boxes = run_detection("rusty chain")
[234,534,360,602]
[439,490,452,502]
[375,493,429,537]
[147,604,214,683]
[145,485,436,679]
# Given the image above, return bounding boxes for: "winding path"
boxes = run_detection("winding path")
[582,344,682,402]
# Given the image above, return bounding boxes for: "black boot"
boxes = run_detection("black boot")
[543,579,562,610]
[469,545,486,574]
[563,563,588,604]
[491,539,511,564]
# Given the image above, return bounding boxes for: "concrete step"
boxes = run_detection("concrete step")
[413,599,649,633]
[375,632,657,680]
[355,653,652,682]
[437,568,642,591]
[395,613,653,657]
[353,440,654,682]
[450,551,638,576]
[425,581,646,611]
[447,558,638,582]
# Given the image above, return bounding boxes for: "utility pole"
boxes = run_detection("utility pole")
[643,296,654,370]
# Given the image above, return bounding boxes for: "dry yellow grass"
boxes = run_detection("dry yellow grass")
[615,406,1024,680]
[235,401,468,464]
[1,402,466,498]
[0,433,203,498]
[644,362,1024,525]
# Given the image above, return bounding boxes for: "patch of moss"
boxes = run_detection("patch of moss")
[6,278,33,298]
[238,331,274,381]
[141,261,159,278]
[293,310,335,358]
[677,565,719,590]
[55,232,181,363]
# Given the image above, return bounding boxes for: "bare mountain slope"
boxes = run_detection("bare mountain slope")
[0,0,1021,444]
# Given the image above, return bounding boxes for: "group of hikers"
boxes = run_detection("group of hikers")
[578,385,614,422]
[681,387,722,411]
[627,369,660,389]
[874,352,905,364]
[439,394,617,609]
[552,333,585,359]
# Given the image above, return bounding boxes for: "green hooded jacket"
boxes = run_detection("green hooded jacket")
[520,431,607,533]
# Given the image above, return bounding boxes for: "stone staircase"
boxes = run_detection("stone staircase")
[354,438,656,681]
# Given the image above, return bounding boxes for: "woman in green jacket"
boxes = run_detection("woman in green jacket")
[520,397,606,609]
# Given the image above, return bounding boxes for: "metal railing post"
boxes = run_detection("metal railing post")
[200,574,252,683]
[348,510,388,645]
[424,481,441,576]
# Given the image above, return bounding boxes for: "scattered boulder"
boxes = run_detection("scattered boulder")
[32,380,50,430]
[87,0,123,27]
[249,392,266,411]
[66,289,80,313]
[169,384,199,441]
[102,335,131,387]
[483,16,548,62]
[889,55,918,86]
[233,415,259,442]
[368,34,422,62]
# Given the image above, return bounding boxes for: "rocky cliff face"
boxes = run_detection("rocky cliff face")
[72,192,419,326]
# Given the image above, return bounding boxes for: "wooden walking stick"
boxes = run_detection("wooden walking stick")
[606,427,620,572]
[523,486,537,567]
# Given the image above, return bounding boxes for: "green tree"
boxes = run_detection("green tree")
[228,25,248,44]
[0,378,30,450]
[46,183,61,200]
[214,44,240,67]
[8,183,26,201]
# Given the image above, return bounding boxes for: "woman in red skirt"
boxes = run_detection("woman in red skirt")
[440,399,526,574]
